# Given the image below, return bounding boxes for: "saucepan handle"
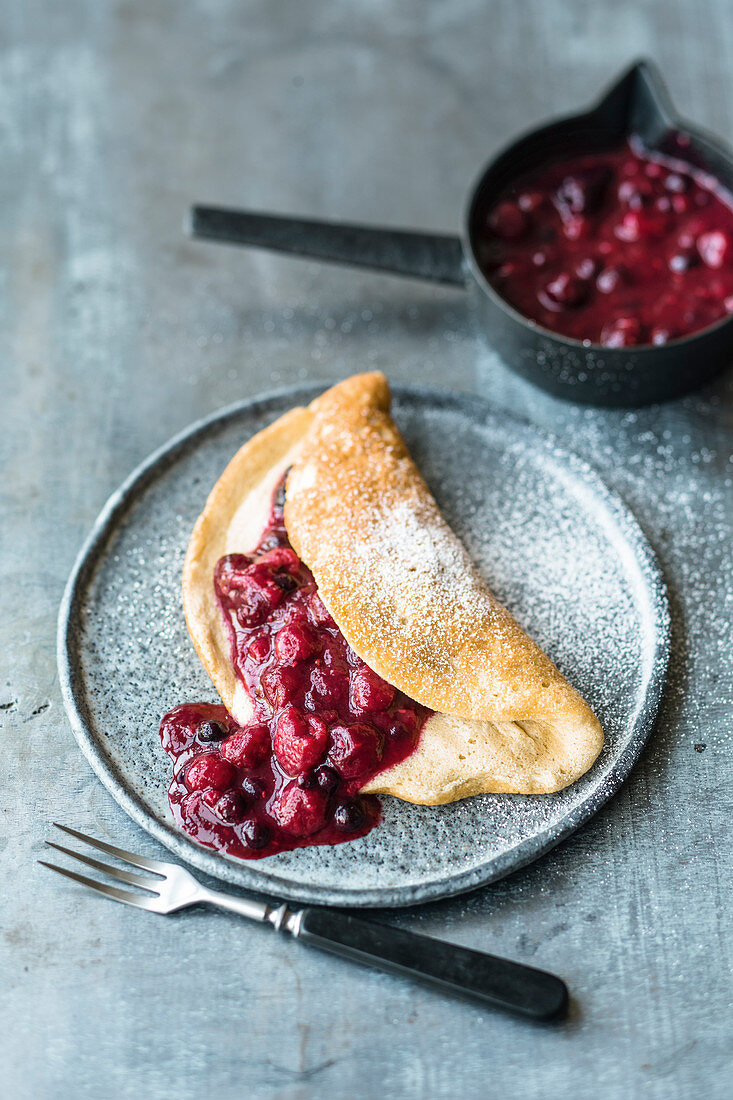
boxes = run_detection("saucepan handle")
[190,206,467,287]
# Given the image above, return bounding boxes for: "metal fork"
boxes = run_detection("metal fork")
[41,823,568,1021]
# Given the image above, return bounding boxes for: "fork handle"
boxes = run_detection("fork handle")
[295,908,568,1021]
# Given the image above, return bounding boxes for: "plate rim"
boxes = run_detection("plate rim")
[58,381,670,908]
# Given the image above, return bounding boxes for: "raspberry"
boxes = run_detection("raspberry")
[329,724,383,780]
[213,554,254,600]
[220,724,271,769]
[257,547,300,573]
[561,215,591,241]
[261,665,302,709]
[615,209,667,242]
[247,634,271,663]
[274,621,319,663]
[350,664,395,714]
[185,755,237,792]
[488,201,527,240]
[273,707,328,775]
[596,265,626,294]
[273,781,328,837]
[308,665,349,708]
[697,230,732,269]
[308,593,335,627]
[600,316,643,348]
[215,549,302,628]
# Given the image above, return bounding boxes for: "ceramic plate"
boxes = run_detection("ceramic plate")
[58,384,669,908]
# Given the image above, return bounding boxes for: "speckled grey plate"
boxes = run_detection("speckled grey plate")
[58,384,669,908]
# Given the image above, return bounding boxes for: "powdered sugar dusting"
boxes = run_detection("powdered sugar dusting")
[349,494,494,660]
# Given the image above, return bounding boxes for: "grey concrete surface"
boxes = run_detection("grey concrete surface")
[1,2,732,1098]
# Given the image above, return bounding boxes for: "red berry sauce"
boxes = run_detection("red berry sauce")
[160,475,430,859]
[476,137,733,346]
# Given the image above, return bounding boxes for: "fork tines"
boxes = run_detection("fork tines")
[39,823,167,911]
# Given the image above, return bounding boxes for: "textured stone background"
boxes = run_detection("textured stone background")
[2,1,732,1097]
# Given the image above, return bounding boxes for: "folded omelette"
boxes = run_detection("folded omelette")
[183,372,603,804]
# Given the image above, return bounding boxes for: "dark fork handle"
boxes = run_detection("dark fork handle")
[190,205,467,286]
[296,908,568,1021]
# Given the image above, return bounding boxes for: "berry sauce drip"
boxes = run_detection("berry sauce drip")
[160,475,430,859]
[476,136,733,346]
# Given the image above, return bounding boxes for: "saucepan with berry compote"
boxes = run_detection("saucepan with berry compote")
[191,60,733,406]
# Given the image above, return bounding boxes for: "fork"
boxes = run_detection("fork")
[41,823,568,1021]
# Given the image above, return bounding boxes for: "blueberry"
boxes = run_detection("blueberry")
[315,765,339,793]
[197,720,229,743]
[297,771,317,790]
[242,820,270,850]
[215,791,247,824]
[669,251,698,274]
[333,800,366,831]
[273,572,297,594]
[241,776,267,800]
[665,173,689,194]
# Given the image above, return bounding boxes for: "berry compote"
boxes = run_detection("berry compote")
[476,136,733,346]
[160,475,430,859]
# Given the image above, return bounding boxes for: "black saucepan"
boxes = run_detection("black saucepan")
[190,60,733,407]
